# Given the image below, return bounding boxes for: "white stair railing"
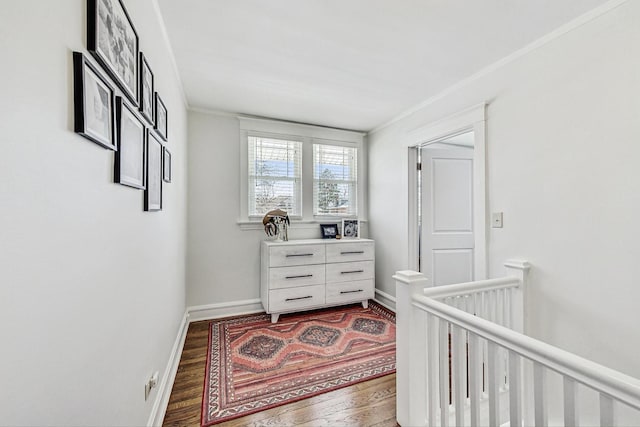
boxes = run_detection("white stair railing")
[395,261,640,427]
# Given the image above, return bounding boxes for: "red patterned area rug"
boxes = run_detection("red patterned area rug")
[201,302,396,426]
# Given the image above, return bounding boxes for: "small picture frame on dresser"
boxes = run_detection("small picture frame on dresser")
[341,219,359,239]
[320,224,338,239]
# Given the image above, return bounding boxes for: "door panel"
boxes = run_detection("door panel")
[432,158,473,232]
[432,249,474,287]
[421,145,474,286]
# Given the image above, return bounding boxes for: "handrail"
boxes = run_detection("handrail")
[422,276,519,299]
[412,294,640,411]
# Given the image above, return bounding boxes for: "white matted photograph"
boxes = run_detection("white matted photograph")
[341,219,359,239]
[115,97,146,190]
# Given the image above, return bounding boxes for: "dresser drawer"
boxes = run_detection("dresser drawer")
[269,264,325,289]
[269,285,325,312]
[325,260,374,284]
[326,242,374,263]
[325,280,374,305]
[269,244,325,267]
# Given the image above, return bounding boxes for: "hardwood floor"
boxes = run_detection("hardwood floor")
[163,319,398,427]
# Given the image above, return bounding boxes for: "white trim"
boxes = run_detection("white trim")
[238,116,365,141]
[370,0,629,135]
[407,104,487,281]
[147,313,189,427]
[186,298,264,322]
[237,219,368,231]
[150,0,189,109]
[406,103,486,147]
[374,288,397,312]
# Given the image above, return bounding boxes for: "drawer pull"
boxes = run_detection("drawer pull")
[285,295,313,302]
[341,270,364,274]
[285,274,313,279]
[286,253,314,257]
[340,289,364,294]
[341,250,365,255]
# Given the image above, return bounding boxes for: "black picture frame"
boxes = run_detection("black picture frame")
[162,147,172,183]
[154,93,168,141]
[138,52,154,124]
[72,51,116,150]
[320,223,338,239]
[145,130,163,211]
[115,97,146,189]
[87,0,139,105]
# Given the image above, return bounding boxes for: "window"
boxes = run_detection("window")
[248,135,302,217]
[239,117,365,225]
[313,144,357,216]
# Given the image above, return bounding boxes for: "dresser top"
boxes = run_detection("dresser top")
[262,238,373,247]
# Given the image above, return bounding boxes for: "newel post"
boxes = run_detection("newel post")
[394,270,429,427]
[503,260,530,334]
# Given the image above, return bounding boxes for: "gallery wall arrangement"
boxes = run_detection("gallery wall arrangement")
[73,0,172,212]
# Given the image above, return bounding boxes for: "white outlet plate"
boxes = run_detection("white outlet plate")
[144,371,159,401]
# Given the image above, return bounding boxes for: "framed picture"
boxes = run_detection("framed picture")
[114,97,146,189]
[342,219,360,238]
[87,0,139,104]
[138,52,154,124]
[163,147,172,183]
[154,93,168,141]
[320,223,338,239]
[145,131,163,211]
[72,51,116,150]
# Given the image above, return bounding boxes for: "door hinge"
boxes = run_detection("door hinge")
[417,162,422,171]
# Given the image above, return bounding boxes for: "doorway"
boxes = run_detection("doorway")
[407,104,487,286]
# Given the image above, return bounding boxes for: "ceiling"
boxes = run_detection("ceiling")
[156,0,609,131]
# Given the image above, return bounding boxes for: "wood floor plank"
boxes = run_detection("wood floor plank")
[163,319,398,427]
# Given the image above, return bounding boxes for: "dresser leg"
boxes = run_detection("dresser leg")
[361,300,368,309]
[271,313,280,323]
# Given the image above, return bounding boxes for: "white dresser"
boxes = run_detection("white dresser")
[261,238,375,323]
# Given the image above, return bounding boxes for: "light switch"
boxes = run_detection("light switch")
[492,212,503,228]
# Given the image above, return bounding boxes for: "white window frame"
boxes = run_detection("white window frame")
[238,117,366,229]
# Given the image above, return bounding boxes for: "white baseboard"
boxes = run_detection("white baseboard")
[186,298,264,322]
[148,313,189,427]
[374,289,396,312]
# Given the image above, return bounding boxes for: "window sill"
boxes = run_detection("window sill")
[237,218,367,231]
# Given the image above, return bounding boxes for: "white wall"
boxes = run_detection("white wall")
[369,0,640,384]
[0,1,188,425]
[187,112,368,306]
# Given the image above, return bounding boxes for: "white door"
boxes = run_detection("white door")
[420,144,474,286]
